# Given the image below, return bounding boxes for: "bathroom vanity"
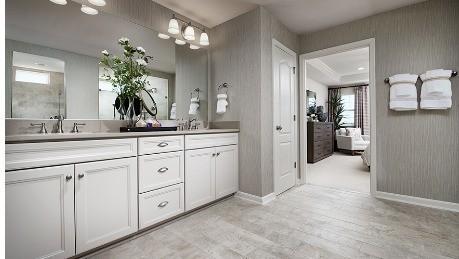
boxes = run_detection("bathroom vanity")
[5,130,239,259]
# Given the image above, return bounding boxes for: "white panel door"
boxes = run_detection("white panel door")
[185,147,216,211]
[273,43,297,195]
[215,145,239,199]
[6,165,75,259]
[75,157,138,253]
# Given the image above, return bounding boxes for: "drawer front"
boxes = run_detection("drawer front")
[139,183,184,229]
[313,140,333,158]
[138,136,184,155]
[6,138,137,171]
[185,133,238,150]
[138,151,184,193]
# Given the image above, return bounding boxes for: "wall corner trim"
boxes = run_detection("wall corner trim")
[235,191,276,205]
[375,191,459,213]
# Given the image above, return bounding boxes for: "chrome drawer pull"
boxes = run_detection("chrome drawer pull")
[157,167,169,173]
[65,175,73,181]
[158,201,169,208]
[157,142,168,147]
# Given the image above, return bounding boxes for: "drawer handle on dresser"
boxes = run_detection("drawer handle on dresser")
[65,175,73,181]
[157,142,169,147]
[158,201,169,208]
[157,167,169,173]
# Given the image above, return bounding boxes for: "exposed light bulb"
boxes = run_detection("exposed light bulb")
[158,33,170,39]
[81,5,98,15]
[175,39,186,45]
[49,0,67,5]
[190,44,200,50]
[168,17,180,35]
[88,0,106,6]
[183,25,195,41]
[199,32,209,46]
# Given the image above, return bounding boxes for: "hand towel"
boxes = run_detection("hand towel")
[189,97,200,115]
[388,73,418,111]
[420,69,452,109]
[216,94,228,114]
[170,103,177,120]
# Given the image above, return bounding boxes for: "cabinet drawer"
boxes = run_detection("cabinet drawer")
[139,183,184,229]
[185,133,238,150]
[138,151,184,193]
[138,136,184,155]
[6,138,137,171]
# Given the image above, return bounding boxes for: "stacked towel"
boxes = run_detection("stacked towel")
[389,73,418,111]
[170,103,177,120]
[188,97,200,115]
[216,94,228,114]
[420,69,452,109]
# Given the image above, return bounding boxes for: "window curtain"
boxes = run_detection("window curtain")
[354,85,369,135]
[327,88,341,123]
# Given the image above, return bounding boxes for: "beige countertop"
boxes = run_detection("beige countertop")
[5,129,239,144]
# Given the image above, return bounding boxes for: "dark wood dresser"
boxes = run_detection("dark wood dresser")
[307,121,334,163]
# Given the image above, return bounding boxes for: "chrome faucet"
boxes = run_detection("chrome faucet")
[30,123,48,134]
[188,118,197,130]
[71,122,86,133]
[55,114,65,133]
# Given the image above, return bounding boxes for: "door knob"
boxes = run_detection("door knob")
[276,125,283,131]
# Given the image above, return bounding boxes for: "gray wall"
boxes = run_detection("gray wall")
[5,39,99,119]
[301,0,459,203]
[210,7,299,196]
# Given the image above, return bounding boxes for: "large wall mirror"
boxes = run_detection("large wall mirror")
[5,0,208,121]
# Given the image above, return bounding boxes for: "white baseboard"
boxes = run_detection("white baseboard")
[375,191,459,213]
[235,191,276,205]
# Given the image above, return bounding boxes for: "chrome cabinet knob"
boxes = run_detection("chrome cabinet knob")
[65,175,73,181]
[212,153,216,157]
[276,125,283,131]
[217,152,221,156]
[157,167,169,173]
[158,201,169,208]
[78,173,85,179]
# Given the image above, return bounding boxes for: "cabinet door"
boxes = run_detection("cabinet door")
[215,145,239,199]
[185,147,216,211]
[6,165,75,259]
[75,157,138,253]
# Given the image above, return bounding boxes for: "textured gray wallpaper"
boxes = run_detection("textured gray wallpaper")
[301,0,459,203]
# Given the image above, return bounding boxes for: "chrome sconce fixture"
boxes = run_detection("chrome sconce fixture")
[164,14,209,48]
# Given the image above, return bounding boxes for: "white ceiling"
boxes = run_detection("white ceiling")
[152,0,425,33]
[13,52,65,73]
[306,47,369,86]
[7,0,176,73]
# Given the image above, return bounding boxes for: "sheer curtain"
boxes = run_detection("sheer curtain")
[354,85,369,135]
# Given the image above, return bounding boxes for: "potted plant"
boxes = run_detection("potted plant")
[100,37,153,127]
[329,91,344,130]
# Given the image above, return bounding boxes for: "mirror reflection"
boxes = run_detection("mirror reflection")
[5,0,207,121]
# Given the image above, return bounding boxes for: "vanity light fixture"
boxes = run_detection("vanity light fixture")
[199,31,209,46]
[88,0,106,7]
[168,15,180,35]
[189,44,200,50]
[175,39,186,45]
[81,4,98,15]
[158,33,170,39]
[49,0,67,5]
[168,14,209,46]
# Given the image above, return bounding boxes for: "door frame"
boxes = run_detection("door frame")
[272,39,299,195]
[299,38,377,195]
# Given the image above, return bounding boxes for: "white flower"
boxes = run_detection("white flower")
[101,50,109,56]
[136,46,145,53]
[136,59,147,66]
[118,37,130,44]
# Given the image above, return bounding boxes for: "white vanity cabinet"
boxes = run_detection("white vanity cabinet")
[6,165,75,259]
[75,157,138,254]
[185,133,239,211]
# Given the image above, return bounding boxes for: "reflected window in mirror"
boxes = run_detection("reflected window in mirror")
[11,52,65,119]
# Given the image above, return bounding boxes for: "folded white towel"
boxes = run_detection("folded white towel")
[170,103,177,120]
[216,94,228,114]
[189,97,200,115]
[388,73,418,111]
[420,69,452,109]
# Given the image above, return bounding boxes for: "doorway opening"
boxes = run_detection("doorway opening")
[300,39,376,195]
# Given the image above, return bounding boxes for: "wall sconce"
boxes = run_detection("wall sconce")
[164,14,210,48]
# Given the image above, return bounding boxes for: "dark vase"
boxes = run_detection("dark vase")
[115,95,142,127]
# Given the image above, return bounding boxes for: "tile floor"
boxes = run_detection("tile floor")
[89,185,459,259]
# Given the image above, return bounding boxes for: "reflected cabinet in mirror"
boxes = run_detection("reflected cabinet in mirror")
[5,0,208,122]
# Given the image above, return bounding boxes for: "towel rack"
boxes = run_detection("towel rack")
[384,70,457,84]
[217,83,231,94]
[190,88,200,99]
